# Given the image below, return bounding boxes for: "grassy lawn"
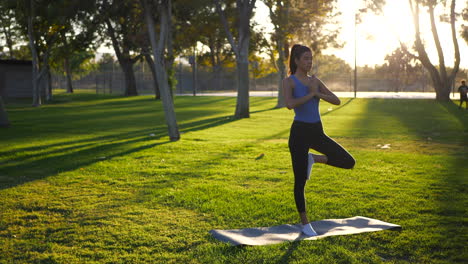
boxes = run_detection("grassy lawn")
[0,91,467,263]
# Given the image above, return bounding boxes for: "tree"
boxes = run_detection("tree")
[264,0,341,108]
[0,3,21,59]
[50,49,98,89]
[0,95,9,127]
[177,0,234,90]
[25,0,59,106]
[313,54,352,78]
[130,20,161,99]
[215,0,256,119]
[100,0,146,96]
[142,0,180,141]
[152,0,206,94]
[249,53,276,90]
[8,0,89,105]
[403,0,461,101]
[264,0,292,108]
[361,0,386,13]
[96,53,116,70]
[384,47,421,92]
[51,1,98,93]
[142,46,161,99]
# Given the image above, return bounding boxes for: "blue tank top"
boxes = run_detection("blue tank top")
[291,75,320,123]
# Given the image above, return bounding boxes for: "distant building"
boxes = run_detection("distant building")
[0,60,35,99]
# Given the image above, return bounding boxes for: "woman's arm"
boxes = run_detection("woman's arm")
[313,76,341,105]
[283,77,316,110]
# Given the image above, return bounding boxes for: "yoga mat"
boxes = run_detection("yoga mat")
[209,216,401,246]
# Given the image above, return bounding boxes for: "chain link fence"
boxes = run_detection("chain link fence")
[52,61,280,96]
[50,59,468,97]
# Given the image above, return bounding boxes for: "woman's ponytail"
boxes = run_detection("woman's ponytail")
[288,44,312,75]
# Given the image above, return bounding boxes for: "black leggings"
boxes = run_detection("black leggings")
[288,121,355,213]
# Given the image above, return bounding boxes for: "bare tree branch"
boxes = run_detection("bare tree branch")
[449,0,460,81]
[399,42,420,61]
[214,0,238,56]
[428,4,447,82]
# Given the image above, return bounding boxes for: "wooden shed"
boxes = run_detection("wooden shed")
[0,60,33,99]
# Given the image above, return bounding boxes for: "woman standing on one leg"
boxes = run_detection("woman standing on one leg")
[283,44,356,236]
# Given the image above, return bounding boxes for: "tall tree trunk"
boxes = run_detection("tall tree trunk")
[28,0,56,106]
[0,95,9,127]
[236,60,250,118]
[429,5,447,83]
[428,4,450,101]
[238,1,254,118]
[266,0,287,108]
[120,58,138,96]
[215,0,256,119]
[61,31,74,94]
[208,40,223,92]
[408,0,460,101]
[215,39,224,90]
[48,68,52,100]
[28,0,41,107]
[409,1,441,98]
[105,19,138,96]
[144,53,161,100]
[34,51,53,104]
[275,39,287,108]
[165,0,175,96]
[448,0,461,95]
[143,0,180,141]
[64,56,74,93]
[45,66,52,101]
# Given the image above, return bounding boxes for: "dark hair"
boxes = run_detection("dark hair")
[289,44,312,75]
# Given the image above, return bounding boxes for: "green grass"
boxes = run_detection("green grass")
[1,91,467,263]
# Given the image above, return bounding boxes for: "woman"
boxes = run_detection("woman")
[283,44,355,236]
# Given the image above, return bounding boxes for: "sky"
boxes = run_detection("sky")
[254,0,468,68]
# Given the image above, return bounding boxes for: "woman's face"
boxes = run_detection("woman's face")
[296,51,312,72]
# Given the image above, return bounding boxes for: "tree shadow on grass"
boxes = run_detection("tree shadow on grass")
[0,110,249,191]
[0,130,151,165]
[439,101,468,143]
[179,115,237,133]
[0,134,172,190]
[250,107,278,115]
[175,96,235,108]
[0,94,286,261]
[1,91,285,190]
[0,129,158,162]
[4,94,281,192]
[349,98,467,263]
[359,99,465,143]
[437,102,468,262]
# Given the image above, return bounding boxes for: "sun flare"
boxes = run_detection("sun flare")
[322,0,466,67]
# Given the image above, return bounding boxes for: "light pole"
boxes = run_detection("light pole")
[189,54,197,96]
[354,10,358,98]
